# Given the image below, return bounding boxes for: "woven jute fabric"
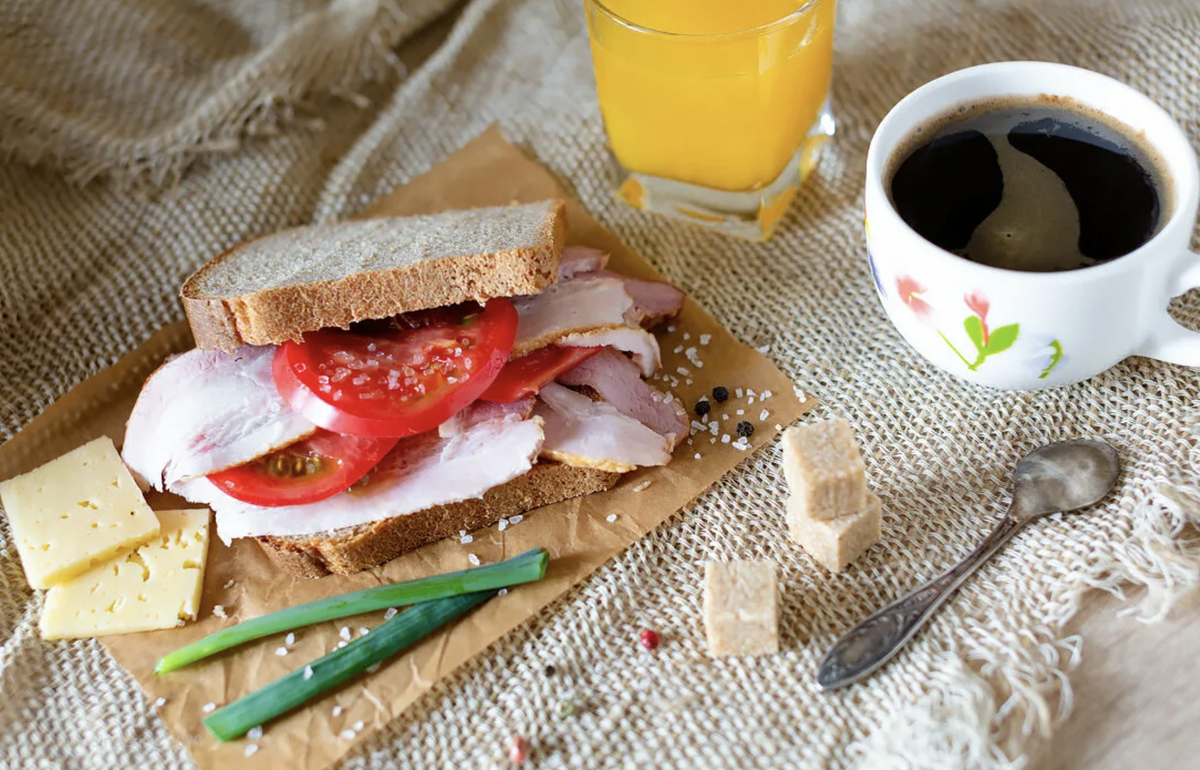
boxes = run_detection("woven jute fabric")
[2,0,1199,768]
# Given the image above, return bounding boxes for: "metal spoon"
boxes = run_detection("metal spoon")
[816,439,1120,691]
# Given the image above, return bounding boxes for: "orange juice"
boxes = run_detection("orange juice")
[586,0,837,195]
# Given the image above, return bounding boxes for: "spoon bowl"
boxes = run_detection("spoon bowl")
[1012,439,1122,519]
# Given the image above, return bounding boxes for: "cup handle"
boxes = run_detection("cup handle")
[1137,251,1200,366]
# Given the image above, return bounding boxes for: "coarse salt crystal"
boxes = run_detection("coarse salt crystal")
[359,627,369,637]
[384,608,398,620]
[337,641,347,649]
[275,647,288,657]
[153,697,166,709]
[757,344,770,353]
[212,605,226,619]
[721,435,731,444]
[667,325,676,333]
[683,332,691,340]
[332,706,343,717]
[736,388,744,398]
[498,518,508,531]
[460,532,473,544]
[202,702,216,713]
[632,480,653,492]
[746,389,756,397]
[694,453,701,460]
[710,437,716,444]
[339,627,351,642]
[686,437,693,446]
[774,424,783,431]
[686,378,694,385]
[353,720,364,732]
[700,334,712,345]
[760,409,770,421]
[468,553,480,566]
[736,409,745,415]
[340,729,355,741]
[285,632,295,647]
[247,726,263,740]
[673,345,683,354]
[748,396,755,405]
[244,745,259,758]
[691,420,706,433]
[509,515,523,525]
[303,666,313,681]
[366,663,381,673]
[498,588,508,596]
[709,422,719,435]
[723,414,730,421]
[762,390,773,399]
[606,514,618,523]
[677,366,691,376]
[223,578,236,589]
[685,348,703,368]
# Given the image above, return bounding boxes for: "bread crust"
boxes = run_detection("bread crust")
[182,201,567,351]
[256,462,622,577]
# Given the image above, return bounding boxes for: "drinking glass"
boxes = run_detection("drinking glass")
[585,0,837,241]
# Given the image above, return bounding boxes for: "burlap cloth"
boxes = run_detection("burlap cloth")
[2,0,1199,767]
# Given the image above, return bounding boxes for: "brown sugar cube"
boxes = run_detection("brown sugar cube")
[781,419,867,520]
[787,492,882,573]
[704,560,779,657]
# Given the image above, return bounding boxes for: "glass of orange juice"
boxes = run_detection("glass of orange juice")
[585,0,837,241]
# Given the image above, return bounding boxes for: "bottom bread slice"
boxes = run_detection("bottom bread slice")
[256,462,623,577]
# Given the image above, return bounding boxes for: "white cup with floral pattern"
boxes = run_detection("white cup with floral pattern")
[865,61,1200,390]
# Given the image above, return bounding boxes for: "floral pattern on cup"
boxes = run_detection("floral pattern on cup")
[889,274,1066,380]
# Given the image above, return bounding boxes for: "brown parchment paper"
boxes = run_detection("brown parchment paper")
[0,126,815,770]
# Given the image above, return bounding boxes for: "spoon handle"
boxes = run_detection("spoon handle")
[817,514,1024,691]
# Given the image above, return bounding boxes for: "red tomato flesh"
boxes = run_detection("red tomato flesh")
[207,430,397,507]
[273,299,518,437]
[480,345,603,403]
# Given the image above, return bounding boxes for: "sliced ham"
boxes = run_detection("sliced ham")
[534,383,671,473]
[175,401,546,542]
[122,346,317,490]
[578,269,686,329]
[438,395,535,437]
[513,275,632,354]
[558,246,609,279]
[557,348,688,448]
[557,325,661,376]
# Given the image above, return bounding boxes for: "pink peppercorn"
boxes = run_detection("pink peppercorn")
[640,629,660,650]
[509,735,529,764]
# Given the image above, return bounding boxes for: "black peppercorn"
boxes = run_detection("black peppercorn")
[736,421,754,438]
[712,386,729,403]
[544,664,556,677]
[695,399,711,417]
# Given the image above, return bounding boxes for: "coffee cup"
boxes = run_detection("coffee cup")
[865,61,1200,390]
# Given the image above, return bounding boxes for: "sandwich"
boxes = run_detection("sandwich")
[121,200,688,577]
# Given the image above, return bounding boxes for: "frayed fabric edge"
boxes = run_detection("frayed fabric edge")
[0,0,430,187]
[850,431,1200,770]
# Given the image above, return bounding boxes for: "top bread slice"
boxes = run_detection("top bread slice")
[182,200,567,351]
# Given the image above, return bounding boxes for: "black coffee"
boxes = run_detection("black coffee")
[887,96,1169,272]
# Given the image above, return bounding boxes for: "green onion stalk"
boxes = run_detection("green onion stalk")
[157,547,547,674]
[204,590,494,741]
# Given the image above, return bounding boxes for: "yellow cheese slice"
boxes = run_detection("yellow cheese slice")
[39,509,211,640]
[0,436,161,589]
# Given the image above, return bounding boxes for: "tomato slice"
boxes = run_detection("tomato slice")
[207,431,397,507]
[273,298,518,437]
[480,345,604,403]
